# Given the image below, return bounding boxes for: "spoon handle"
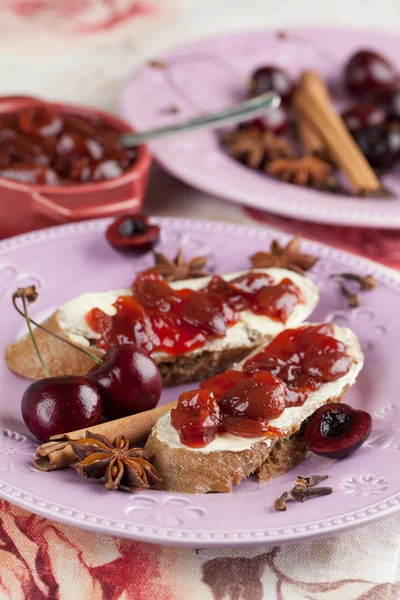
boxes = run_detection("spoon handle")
[120,91,280,148]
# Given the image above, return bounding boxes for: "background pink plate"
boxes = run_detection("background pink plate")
[0,218,399,547]
[120,28,400,229]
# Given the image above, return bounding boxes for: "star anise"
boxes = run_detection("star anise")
[266,156,338,190]
[221,128,295,169]
[71,432,162,492]
[147,248,210,282]
[250,236,319,275]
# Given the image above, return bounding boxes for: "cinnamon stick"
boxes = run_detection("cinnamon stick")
[293,71,382,195]
[34,400,177,472]
[297,113,329,160]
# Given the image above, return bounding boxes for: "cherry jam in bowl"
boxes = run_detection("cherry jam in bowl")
[0,96,151,238]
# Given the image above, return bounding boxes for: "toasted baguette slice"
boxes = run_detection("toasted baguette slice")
[5,268,318,383]
[145,324,363,493]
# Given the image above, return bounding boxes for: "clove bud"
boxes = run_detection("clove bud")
[339,282,360,308]
[295,474,329,489]
[274,492,288,511]
[291,485,333,502]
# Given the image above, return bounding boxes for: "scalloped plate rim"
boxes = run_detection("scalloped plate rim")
[0,217,399,547]
[119,27,400,229]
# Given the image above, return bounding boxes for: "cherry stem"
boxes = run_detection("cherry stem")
[12,289,105,369]
[20,294,50,378]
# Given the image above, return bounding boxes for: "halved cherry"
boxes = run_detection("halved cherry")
[221,416,282,438]
[305,403,372,459]
[171,389,221,448]
[199,369,249,401]
[106,214,160,254]
[251,278,303,323]
[133,271,181,312]
[18,106,63,138]
[303,352,353,382]
[179,289,227,337]
[220,371,286,420]
[229,272,274,295]
[86,295,156,353]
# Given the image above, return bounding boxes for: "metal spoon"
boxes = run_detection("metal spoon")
[120,91,280,148]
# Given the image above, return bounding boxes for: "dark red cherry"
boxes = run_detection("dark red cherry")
[239,106,289,135]
[250,66,294,104]
[89,344,162,420]
[342,103,386,133]
[21,376,102,442]
[0,164,59,185]
[106,214,160,254]
[17,106,63,138]
[305,403,372,459]
[353,125,400,169]
[374,86,400,121]
[345,50,395,97]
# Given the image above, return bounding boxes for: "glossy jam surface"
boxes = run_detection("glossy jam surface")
[171,324,353,448]
[243,323,353,406]
[171,370,286,447]
[86,271,304,356]
[0,106,136,185]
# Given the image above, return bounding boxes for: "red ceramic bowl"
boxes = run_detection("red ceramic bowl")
[0,96,151,239]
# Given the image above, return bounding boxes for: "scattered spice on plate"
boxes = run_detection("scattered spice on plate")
[148,59,168,70]
[339,283,361,308]
[250,236,319,275]
[221,128,295,170]
[295,474,329,489]
[71,432,162,492]
[266,156,339,191]
[331,272,377,308]
[332,273,377,291]
[146,248,210,282]
[274,492,288,511]
[290,485,333,502]
[274,473,331,510]
[160,105,180,115]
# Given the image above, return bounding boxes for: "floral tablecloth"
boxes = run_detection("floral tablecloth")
[2,499,399,599]
[0,2,399,599]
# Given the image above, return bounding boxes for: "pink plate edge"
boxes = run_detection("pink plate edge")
[0,217,399,547]
[119,27,400,230]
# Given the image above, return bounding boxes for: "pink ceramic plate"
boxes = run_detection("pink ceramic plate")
[120,28,400,229]
[0,218,399,547]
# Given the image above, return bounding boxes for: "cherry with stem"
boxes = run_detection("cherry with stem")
[13,286,103,442]
[12,285,104,369]
[13,285,162,423]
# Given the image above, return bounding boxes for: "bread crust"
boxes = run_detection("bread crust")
[4,268,318,383]
[145,386,349,494]
[145,433,271,494]
[4,312,100,380]
[5,312,266,384]
[157,344,262,387]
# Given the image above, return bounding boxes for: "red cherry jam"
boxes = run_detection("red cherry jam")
[243,323,353,406]
[170,324,353,448]
[171,389,221,448]
[172,369,286,447]
[86,271,304,356]
[0,105,136,185]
